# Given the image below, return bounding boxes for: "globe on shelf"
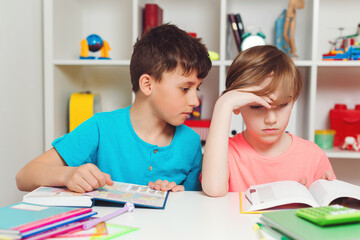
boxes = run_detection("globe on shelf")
[79,34,111,60]
[87,34,103,52]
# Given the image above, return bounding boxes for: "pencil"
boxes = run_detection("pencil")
[257,222,291,240]
[253,223,266,240]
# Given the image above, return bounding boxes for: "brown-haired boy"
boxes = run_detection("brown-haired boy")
[17,24,212,193]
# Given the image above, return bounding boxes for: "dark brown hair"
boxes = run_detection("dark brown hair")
[224,45,302,104]
[130,24,212,92]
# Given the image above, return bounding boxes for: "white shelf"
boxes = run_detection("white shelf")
[316,61,360,67]
[210,60,222,66]
[324,147,360,159]
[224,60,233,66]
[294,60,313,67]
[52,59,315,67]
[54,59,131,66]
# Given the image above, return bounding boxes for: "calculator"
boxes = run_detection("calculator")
[296,204,360,226]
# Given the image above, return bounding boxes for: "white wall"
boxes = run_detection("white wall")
[0,0,43,207]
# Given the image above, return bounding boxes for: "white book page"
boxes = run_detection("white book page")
[309,179,360,206]
[22,186,92,207]
[245,181,319,211]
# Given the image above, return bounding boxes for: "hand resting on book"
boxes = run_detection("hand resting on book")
[298,170,334,187]
[148,179,185,192]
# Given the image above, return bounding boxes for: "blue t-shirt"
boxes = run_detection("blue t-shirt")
[52,106,202,190]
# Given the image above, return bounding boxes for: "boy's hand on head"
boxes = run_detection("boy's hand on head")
[64,163,113,193]
[321,171,334,181]
[148,179,185,192]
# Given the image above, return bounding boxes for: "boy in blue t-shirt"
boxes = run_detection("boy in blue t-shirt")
[16,24,212,193]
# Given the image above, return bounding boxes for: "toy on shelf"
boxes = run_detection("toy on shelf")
[323,24,360,61]
[275,9,291,55]
[323,44,360,61]
[208,51,219,60]
[330,104,360,147]
[314,129,335,150]
[341,136,359,151]
[188,94,202,120]
[283,0,305,59]
[80,34,111,60]
[241,26,266,51]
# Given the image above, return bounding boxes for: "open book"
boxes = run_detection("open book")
[240,179,360,213]
[23,181,169,209]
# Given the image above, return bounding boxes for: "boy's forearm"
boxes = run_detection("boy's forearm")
[16,161,70,191]
[16,148,69,192]
[202,101,232,197]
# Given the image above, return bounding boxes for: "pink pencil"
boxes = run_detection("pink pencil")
[24,218,93,240]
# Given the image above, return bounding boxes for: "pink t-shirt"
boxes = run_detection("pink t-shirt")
[228,132,335,192]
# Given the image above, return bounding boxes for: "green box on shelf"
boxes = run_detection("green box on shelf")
[315,129,336,150]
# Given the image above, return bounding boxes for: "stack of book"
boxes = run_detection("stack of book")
[260,209,360,240]
[0,203,97,239]
[2,182,165,239]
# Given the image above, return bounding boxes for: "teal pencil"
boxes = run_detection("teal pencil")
[257,222,291,240]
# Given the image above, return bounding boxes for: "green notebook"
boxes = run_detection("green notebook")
[261,209,360,240]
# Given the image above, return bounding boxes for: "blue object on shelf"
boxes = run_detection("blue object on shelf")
[275,9,291,55]
[86,34,103,52]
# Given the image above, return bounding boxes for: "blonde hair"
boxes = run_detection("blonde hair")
[223,45,302,105]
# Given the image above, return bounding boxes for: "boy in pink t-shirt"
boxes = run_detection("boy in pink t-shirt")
[202,45,335,196]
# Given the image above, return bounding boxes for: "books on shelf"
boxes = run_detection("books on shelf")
[143,3,163,34]
[0,203,94,239]
[227,13,245,53]
[240,179,360,213]
[260,209,360,240]
[227,13,242,52]
[23,181,170,209]
[234,13,245,42]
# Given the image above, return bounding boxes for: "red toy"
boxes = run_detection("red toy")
[330,104,360,146]
[184,119,211,141]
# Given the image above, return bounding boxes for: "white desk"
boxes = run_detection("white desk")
[93,192,262,240]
